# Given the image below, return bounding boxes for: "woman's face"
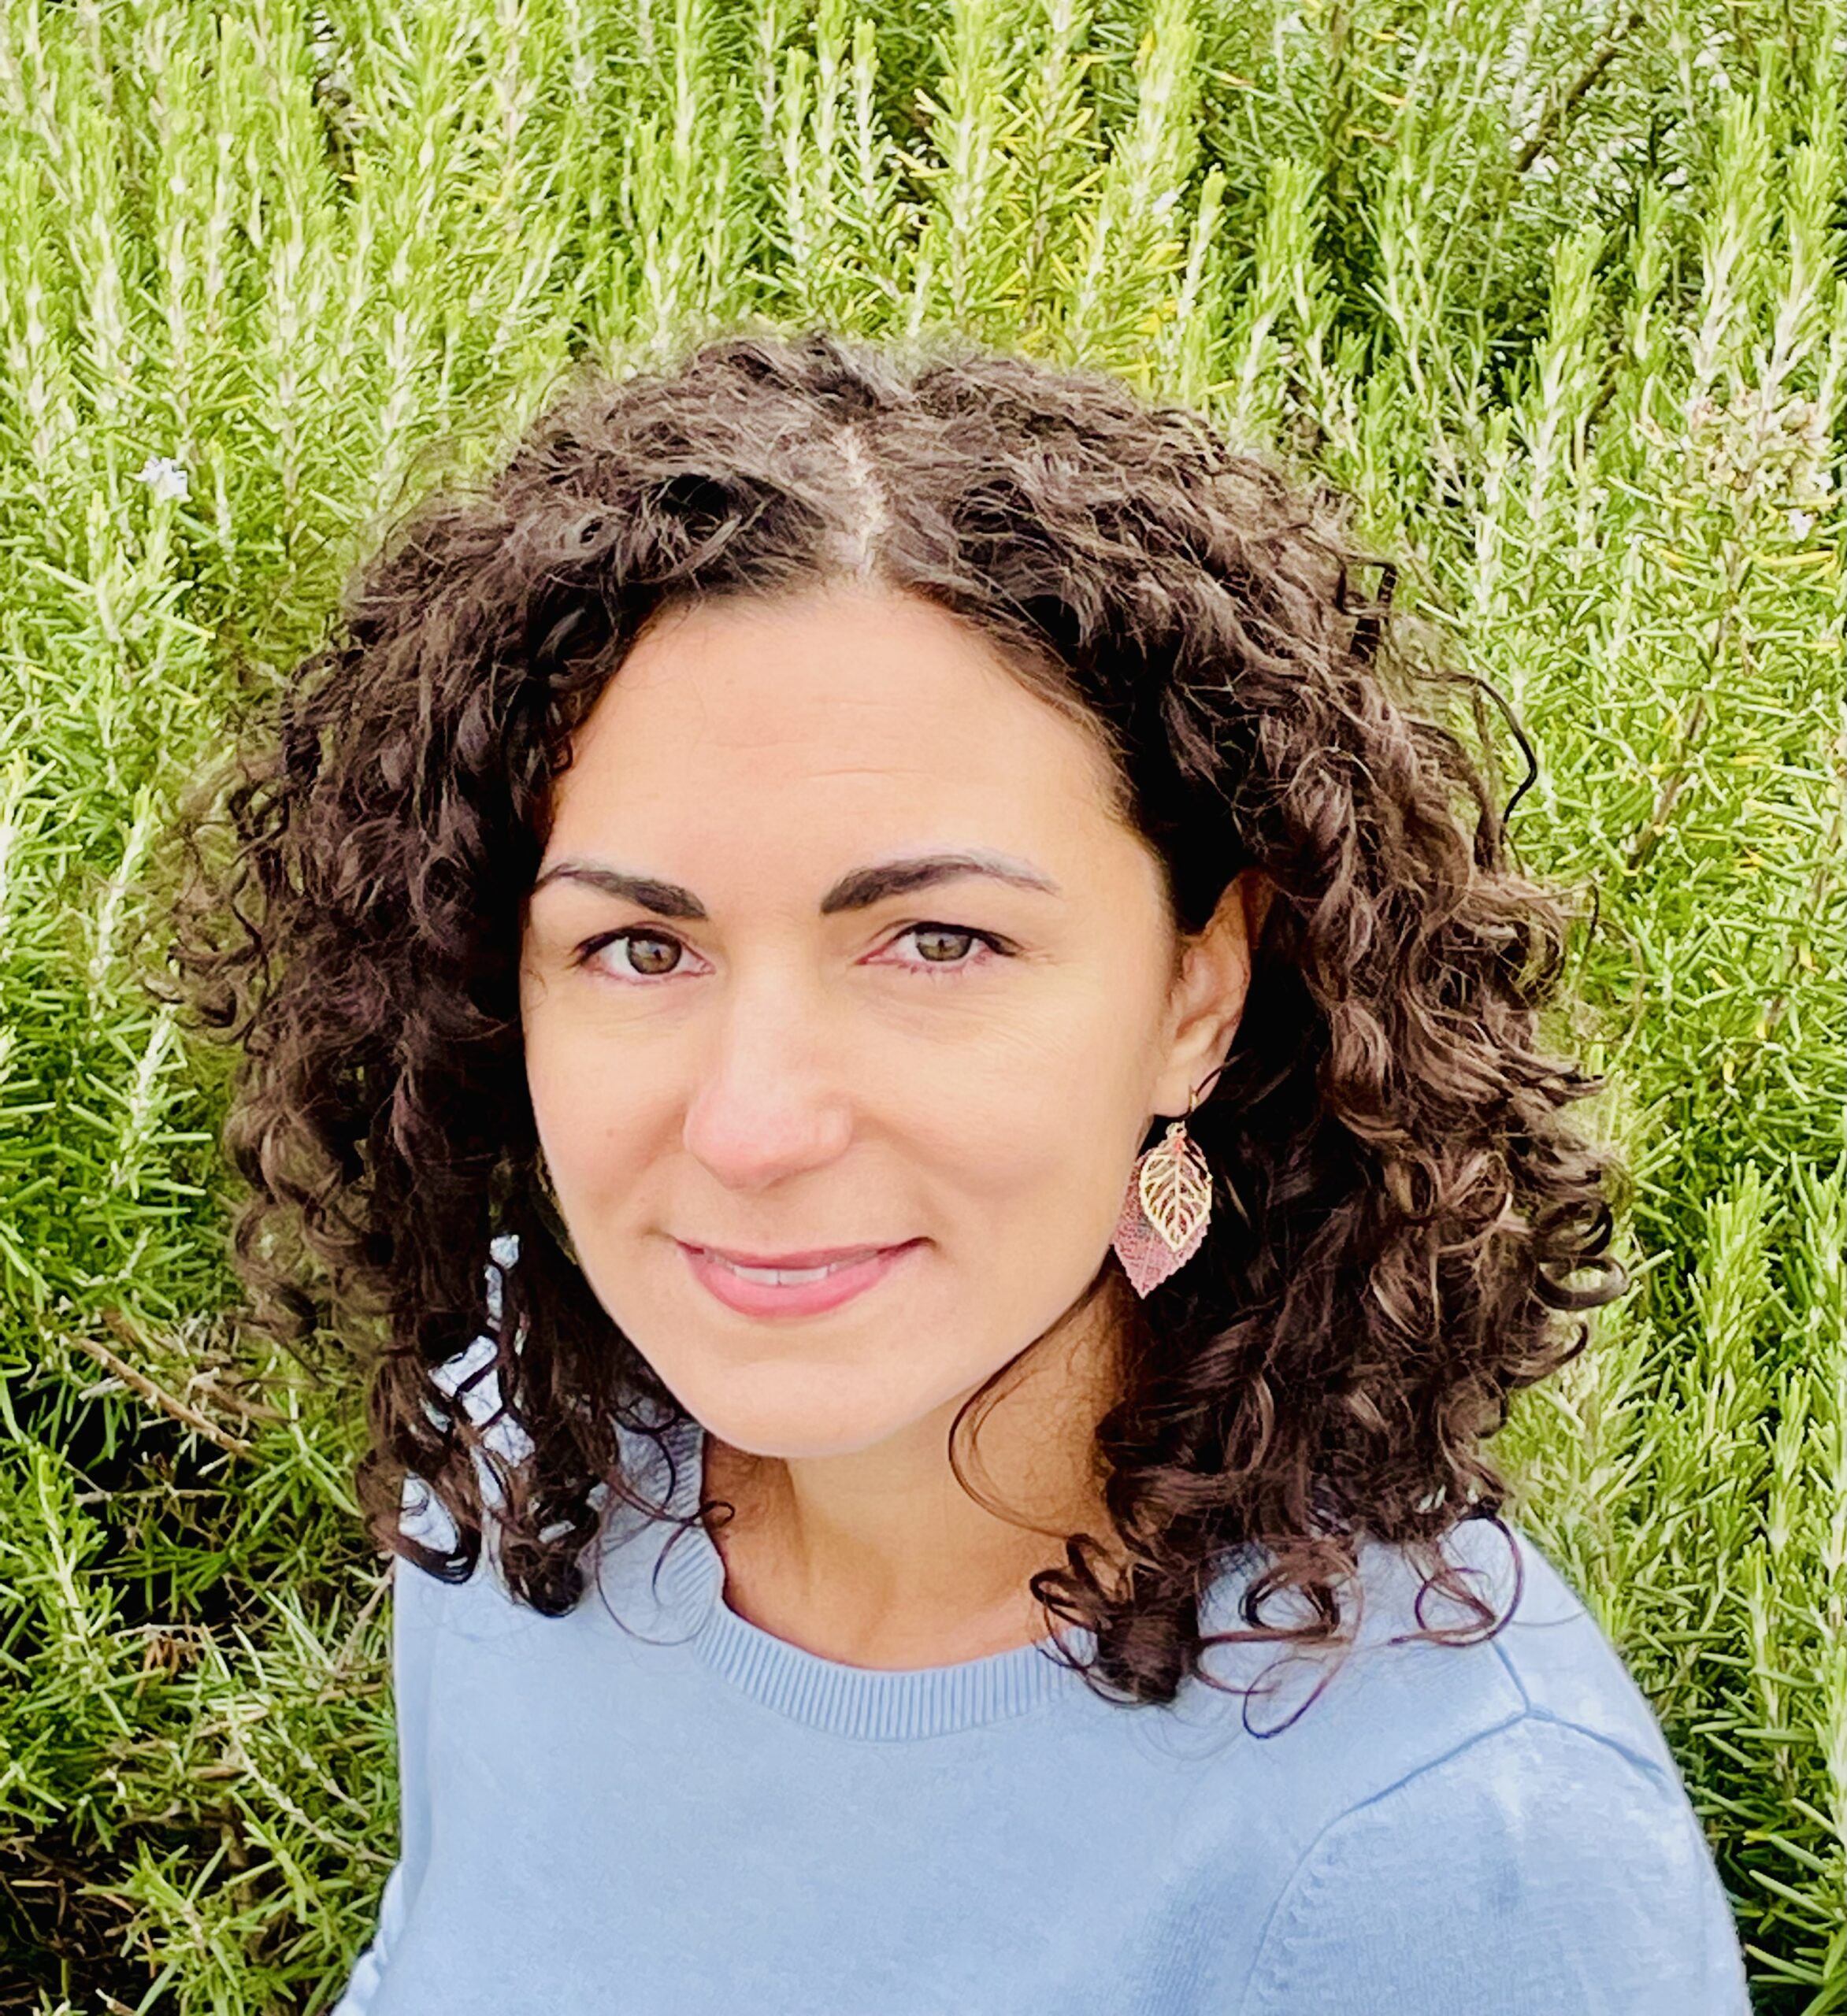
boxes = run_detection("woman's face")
[519,581,1252,1460]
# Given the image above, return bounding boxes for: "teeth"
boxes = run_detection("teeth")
[714,1254,866,1286]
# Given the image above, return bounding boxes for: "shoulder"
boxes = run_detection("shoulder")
[1195,1514,1682,1788]
[1237,1712,1748,2013]
[1363,1513,1686,1780]
[1211,1518,1750,2013]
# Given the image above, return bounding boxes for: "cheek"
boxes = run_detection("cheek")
[913,1042,1145,1234]
[532,1092,665,1199]
[522,1014,642,1181]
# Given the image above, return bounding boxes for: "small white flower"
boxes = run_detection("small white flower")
[134,454,189,502]
[1788,510,1815,539]
[489,1231,521,1271]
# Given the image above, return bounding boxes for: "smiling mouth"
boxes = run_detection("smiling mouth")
[681,1241,916,1285]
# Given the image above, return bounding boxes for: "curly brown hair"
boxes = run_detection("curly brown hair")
[161,324,1621,1725]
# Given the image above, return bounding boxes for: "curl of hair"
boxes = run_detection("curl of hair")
[158,325,1623,1722]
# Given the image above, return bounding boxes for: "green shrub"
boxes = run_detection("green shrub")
[1,0,1839,2008]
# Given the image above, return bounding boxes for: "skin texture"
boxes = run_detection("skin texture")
[518,581,1264,1670]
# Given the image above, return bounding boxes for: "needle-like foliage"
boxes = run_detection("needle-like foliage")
[0,0,1839,2009]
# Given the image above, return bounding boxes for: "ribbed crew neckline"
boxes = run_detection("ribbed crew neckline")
[639,1412,1103,1741]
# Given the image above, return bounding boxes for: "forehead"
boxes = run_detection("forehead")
[551,585,1127,855]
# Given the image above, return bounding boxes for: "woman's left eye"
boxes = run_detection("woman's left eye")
[886,924,1008,974]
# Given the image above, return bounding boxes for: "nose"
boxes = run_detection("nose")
[680,980,856,1191]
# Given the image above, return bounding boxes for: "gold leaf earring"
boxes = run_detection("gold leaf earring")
[1110,1063,1223,1299]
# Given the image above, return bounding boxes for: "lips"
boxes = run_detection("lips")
[680,1237,922,1317]
[686,1242,904,1269]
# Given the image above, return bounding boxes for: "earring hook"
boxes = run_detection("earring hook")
[1185,1059,1228,1116]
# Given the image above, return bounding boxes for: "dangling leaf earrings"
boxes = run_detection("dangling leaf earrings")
[1110,1063,1225,1298]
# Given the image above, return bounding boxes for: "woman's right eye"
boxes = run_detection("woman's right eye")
[580,929,690,980]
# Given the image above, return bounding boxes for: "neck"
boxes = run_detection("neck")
[699,1276,1135,1670]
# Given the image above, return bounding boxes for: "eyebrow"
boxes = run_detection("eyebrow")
[529,849,1063,920]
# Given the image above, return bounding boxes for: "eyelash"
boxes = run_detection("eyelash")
[575,923,1012,984]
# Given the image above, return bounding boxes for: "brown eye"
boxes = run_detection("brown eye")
[888,925,1010,975]
[624,935,681,976]
[911,926,978,963]
[585,930,685,978]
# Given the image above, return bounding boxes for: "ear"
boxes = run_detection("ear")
[1149,869,1271,1119]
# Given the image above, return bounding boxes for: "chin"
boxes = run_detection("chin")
[658,1353,976,1462]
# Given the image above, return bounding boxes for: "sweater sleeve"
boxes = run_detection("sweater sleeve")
[1238,1713,1752,2015]
[328,1492,450,2015]
[329,1329,522,2013]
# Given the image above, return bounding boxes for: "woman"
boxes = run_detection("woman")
[169,328,1749,2012]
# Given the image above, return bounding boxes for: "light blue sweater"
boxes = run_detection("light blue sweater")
[333,1346,1750,2015]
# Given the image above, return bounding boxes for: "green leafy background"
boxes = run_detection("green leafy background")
[0,0,1840,2008]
